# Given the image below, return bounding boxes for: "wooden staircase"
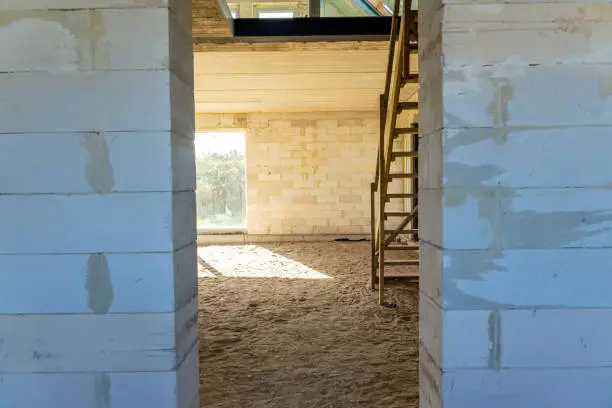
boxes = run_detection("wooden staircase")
[369,0,419,305]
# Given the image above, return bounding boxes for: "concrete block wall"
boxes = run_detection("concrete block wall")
[196,111,405,236]
[0,2,198,407]
[419,1,612,407]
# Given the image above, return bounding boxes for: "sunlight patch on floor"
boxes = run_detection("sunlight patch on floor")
[197,245,333,279]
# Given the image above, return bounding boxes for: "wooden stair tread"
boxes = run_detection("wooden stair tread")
[386,245,419,250]
[375,245,419,255]
[383,260,419,267]
[397,101,418,112]
[393,127,418,137]
[386,193,417,200]
[391,151,418,158]
[384,211,415,220]
[388,172,418,179]
[384,229,418,234]
[373,272,420,282]
[384,211,412,217]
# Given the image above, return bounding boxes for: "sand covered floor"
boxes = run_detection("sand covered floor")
[197,242,419,408]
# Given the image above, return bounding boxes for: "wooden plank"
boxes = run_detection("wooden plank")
[384,209,417,248]
[383,260,420,266]
[386,245,419,250]
[385,229,418,234]
[388,172,418,179]
[397,101,419,111]
[374,270,419,279]
[193,51,416,76]
[193,41,389,53]
[194,72,385,91]
[386,193,417,200]
[384,212,412,218]
[392,151,418,159]
[382,0,402,106]
[394,126,419,135]
[192,46,417,114]
[370,183,377,290]
[381,19,405,192]
[194,50,388,74]
[378,16,409,306]
[195,89,380,112]
[375,246,419,256]
[309,0,321,17]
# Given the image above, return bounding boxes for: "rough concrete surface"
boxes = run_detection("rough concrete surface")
[0,4,198,407]
[419,2,612,406]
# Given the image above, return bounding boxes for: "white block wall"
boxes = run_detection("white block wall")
[196,111,407,236]
[0,2,198,407]
[419,1,612,407]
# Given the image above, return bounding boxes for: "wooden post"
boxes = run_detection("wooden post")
[370,182,377,290]
[309,0,321,17]
[382,0,401,101]
[410,132,419,241]
[378,94,386,305]
[401,0,411,79]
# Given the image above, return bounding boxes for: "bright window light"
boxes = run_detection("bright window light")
[258,11,295,18]
[194,131,247,232]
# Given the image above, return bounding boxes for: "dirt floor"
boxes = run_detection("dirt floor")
[197,242,419,408]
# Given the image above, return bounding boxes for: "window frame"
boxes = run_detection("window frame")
[252,3,299,18]
[194,130,248,235]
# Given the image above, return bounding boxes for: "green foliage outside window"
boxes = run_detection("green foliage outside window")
[196,150,247,230]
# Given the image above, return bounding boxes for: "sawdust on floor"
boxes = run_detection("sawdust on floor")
[197,242,419,408]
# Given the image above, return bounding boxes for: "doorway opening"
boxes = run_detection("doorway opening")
[195,131,247,233]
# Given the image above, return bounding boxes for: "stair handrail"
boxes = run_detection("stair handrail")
[381,19,405,194]
[370,1,410,302]
[372,0,401,192]
[372,3,406,248]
